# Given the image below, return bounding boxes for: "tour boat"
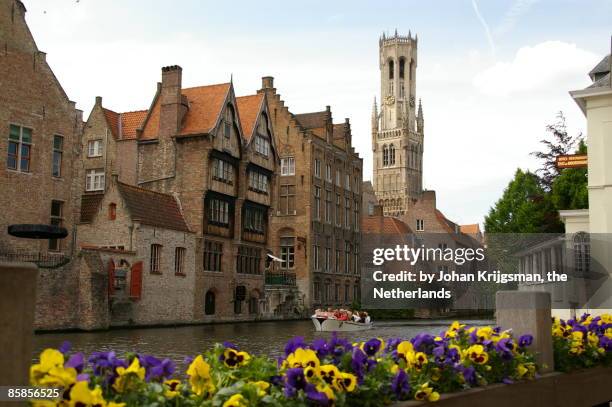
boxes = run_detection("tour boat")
[311,317,373,332]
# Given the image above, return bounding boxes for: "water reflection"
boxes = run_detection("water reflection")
[33,319,493,369]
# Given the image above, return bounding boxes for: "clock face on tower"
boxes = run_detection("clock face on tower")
[384,95,395,105]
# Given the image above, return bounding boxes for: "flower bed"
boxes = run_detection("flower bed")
[552,313,611,372]
[29,321,544,406]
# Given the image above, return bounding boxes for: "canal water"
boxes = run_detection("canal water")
[33,319,493,369]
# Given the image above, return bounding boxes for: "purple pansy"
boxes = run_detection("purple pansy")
[391,369,410,399]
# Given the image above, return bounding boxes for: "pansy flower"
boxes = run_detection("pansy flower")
[222,348,251,368]
[391,369,410,399]
[414,382,440,402]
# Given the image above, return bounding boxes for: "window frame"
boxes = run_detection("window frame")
[174,247,186,275]
[7,124,32,172]
[85,168,105,191]
[150,244,163,274]
[87,139,103,158]
[52,135,63,178]
[203,240,223,272]
[280,157,295,176]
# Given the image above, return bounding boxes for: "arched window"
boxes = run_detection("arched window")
[205,290,215,315]
[382,145,389,166]
[399,58,405,79]
[388,59,394,79]
[389,144,395,165]
[573,232,590,274]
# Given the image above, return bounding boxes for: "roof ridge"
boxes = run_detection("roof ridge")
[182,82,231,91]
[117,181,178,199]
[121,109,148,114]
[102,107,119,115]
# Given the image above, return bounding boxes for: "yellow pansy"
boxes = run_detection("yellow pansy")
[69,381,106,407]
[465,344,489,365]
[475,327,494,342]
[411,352,428,370]
[163,379,182,399]
[587,332,599,347]
[318,364,341,389]
[285,348,320,369]
[335,372,357,392]
[396,341,414,364]
[223,348,251,368]
[251,380,270,397]
[222,393,248,407]
[414,382,440,402]
[186,355,215,397]
[113,358,145,393]
[30,349,75,387]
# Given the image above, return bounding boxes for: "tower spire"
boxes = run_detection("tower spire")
[371,96,378,131]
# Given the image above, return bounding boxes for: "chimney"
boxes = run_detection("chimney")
[160,65,183,136]
[95,96,102,106]
[262,76,274,89]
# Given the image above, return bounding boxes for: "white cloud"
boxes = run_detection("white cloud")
[473,41,599,96]
[495,0,539,36]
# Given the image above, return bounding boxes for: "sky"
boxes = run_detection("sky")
[22,0,612,226]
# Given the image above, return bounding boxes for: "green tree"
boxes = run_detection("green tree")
[531,112,581,191]
[485,169,563,233]
[550,140,588,210]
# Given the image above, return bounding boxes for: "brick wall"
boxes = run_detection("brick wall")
[0,0,82,254]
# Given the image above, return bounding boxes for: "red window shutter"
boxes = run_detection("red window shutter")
[130,261,143,300]
[108,259,115,297]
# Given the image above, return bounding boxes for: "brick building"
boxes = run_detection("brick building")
[136,66,277,321]
[0,0,83,255]
[78,177,196,326]
[80,96,146,191]
[0,0,91,330]
[259,77,363,311]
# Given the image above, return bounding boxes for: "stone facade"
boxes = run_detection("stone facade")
[259,77,363,311]
[372,31,424,216]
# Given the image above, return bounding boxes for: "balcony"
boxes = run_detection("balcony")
[265,271,296,286]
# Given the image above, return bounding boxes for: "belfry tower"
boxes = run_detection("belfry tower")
[372,30,424,216]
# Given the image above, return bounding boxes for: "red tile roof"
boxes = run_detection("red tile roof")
[121,110,148,139]
[179,83,230,137]
[460,224,481,235]
[102,108,147,140]
[362,216,413,234]
[102,109,119,138]
[140,83,230,140]
[117,182,190,232]
[236,93,264,141]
